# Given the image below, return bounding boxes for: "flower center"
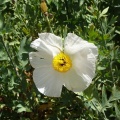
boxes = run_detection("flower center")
[52,52,72,72]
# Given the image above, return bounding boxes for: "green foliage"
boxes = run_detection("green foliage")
[0,0,120,119]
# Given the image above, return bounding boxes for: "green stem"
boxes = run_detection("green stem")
[64,0,69,20]
[0,35,21,78]
[46,16,53,33]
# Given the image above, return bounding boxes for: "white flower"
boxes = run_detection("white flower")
[29,33,98,97]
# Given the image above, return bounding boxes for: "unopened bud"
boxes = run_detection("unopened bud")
[40,0,48,14]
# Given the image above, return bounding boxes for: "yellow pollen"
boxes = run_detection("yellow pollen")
[52,52,72,72]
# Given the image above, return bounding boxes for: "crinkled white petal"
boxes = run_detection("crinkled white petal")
[30,38,52,55]
[71,46,98,85]
[33,67,63,97]
[64,33,98,56]
[30,33,62,57]
[63,68,90,92]
[38,33,62,49]
[29,51,52,68]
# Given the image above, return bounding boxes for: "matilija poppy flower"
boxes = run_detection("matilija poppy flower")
[29,33,98,97]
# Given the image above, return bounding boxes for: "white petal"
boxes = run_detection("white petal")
[72,46,98,85]
[30,33,63,56]
[33,67,63,97]
[30,38,52,55]
[29,51,52,68]
[64,33,97,56]
[63,68,90,92]
[38,33,62,50]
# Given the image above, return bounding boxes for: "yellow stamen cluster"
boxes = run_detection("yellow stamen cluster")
[52,52,72,72]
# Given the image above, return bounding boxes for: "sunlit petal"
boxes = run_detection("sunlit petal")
[31,33,63,56]
[72,46,98,84]
[64,33,97,56]
[33,67,63,97]
[63,68,90,92]
[29,52,52,68]
[39,33,63,56]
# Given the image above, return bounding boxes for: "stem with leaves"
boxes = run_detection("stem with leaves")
[0,35,21,79]
[46,16,53,33]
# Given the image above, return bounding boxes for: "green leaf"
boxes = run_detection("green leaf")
[101,85,112,111]
[20,53,29,67]
[19,37,27,55]
[115,30,120,34]
[109,85,120,102]
[99,7,109,18]
[0,50,8,61]
[16,104,31,113]
[22,27,30,35]
[114,103,120,120]
[18,37,32,56]
[102,85,107,107]
[84,84,94,98]
[0,4,6,11]
[79,0,84,6]
[17,107,26,113]
[97,66,106,70]
[0,42,8,61]
[87,98,102,112]
[0,104,5,109]
[102,7,109,14]
[0,14,3,30]
[9,41,20,46]
[0,0,10,5]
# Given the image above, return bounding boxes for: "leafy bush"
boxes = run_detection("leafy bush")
[0,0,120,119]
